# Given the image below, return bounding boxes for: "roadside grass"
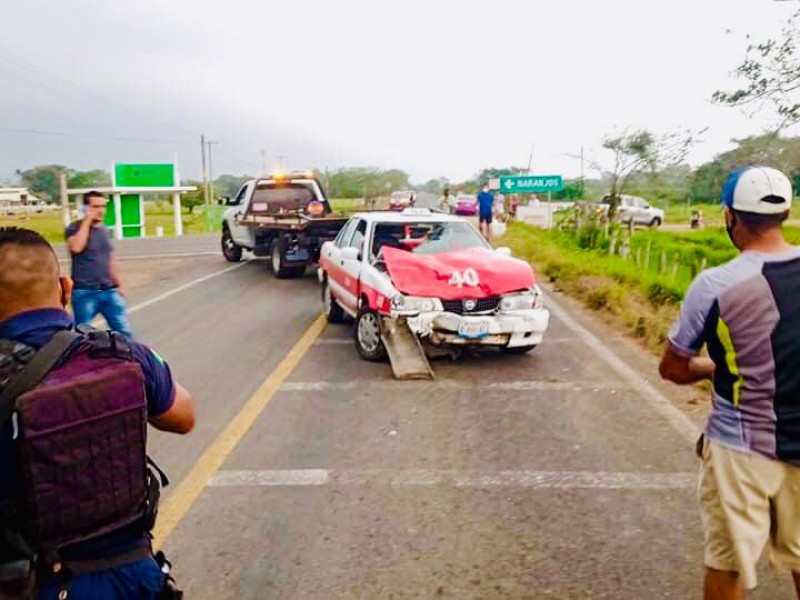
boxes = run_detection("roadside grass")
[501,222,800,353]
[663,201,800,226]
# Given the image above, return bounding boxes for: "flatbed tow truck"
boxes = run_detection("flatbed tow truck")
[220,171,349,278]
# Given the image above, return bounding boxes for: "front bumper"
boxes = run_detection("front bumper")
[400,309,550,348]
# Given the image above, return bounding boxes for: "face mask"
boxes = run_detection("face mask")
[725,212,738,248]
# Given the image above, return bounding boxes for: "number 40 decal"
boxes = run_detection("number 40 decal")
[448,268,480,288]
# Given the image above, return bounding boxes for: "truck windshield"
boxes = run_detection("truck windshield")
[372,221,487,258]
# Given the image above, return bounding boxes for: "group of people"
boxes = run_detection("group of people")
[2,167,800,598]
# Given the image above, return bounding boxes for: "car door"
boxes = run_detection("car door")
[229,182,254,245]
[632,197,649,224]
[324,218,359,312]
[339,218,367,313]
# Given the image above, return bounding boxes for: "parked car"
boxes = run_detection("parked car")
[389,191,415,211]
[453,194,478,216]
[601,195,664,228]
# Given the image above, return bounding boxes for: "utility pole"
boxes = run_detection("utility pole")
[59,171,70,228]
[277,155,287,171]
[526,142,535,174]
[206,140,218,203]
[200,134,208,205]
[580,145,585,198]
[260,149,267,174]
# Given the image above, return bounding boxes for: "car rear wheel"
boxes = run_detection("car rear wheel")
[221,226,242,262]
[503,345,537,355]
[322,278,347,324]
[354,308,386,362]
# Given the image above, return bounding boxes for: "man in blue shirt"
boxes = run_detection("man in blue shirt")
[0,227,196,599]
[66,191,132,338]
[477,183,495,239]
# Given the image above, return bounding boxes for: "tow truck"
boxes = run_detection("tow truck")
[220,171,349,278]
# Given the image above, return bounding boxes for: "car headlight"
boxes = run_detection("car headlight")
[391,295,441,313]
[500,286,545,311]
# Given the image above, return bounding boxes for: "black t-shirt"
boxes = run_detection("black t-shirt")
[65,222,114,289]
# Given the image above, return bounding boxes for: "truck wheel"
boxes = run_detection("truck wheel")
[322,278,346,324]
[221,226,242,262]
[271,237,294,279]
[354,308,386,362]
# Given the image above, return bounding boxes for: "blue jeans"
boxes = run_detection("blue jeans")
[71,289,133,339]
[39,557,164,600]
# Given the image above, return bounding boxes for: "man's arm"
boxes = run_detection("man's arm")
[148,382,195,434]
[659,347,715,384]
[66,219,92,254]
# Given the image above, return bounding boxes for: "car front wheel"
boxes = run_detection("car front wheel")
[354,308,386,362]
[649,217,662,228]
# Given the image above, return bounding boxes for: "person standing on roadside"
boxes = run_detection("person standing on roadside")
[659,166,800,599]
[66,191,132,338]
[477,183,494,239]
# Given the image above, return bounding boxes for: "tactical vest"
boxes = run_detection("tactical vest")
[0,328,166,598]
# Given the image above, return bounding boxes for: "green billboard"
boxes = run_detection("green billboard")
[115,163,175,187]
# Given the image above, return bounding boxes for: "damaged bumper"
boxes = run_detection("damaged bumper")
[396,309,550,348]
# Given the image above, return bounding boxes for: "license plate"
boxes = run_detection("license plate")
[458,320,490,339]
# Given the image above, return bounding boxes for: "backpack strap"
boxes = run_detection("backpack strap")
[0,330,82,427]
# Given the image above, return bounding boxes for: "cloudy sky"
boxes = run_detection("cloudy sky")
[0,0,795,184]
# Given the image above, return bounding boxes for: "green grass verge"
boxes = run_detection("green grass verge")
[501,222,800,352]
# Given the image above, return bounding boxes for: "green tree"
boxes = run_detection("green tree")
[17,165,71,202]
[68,169,111,190]
[215,174,253,199]
[181,180,205,214]
[714,10,800,128]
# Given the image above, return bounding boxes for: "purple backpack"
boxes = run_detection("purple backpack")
[0,329,163,594]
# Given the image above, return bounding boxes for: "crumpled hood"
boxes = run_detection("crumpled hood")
[381,246,535,300]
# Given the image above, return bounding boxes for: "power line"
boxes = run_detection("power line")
[0,125,191,145]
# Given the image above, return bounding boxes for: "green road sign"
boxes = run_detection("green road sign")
[499,175,564,194]
[115,163,175,187]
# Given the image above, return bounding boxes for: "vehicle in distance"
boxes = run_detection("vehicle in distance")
[452,194,478,216]
[220,171,349,278]
[318,208,550,361]
[389,190,416,211]
[601,194,664,228]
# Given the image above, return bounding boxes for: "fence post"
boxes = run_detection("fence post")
[659,252,667,274]
[644,241,652,272]
[635,247,641,266]
[671,255,680,280]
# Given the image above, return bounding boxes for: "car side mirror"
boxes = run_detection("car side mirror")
[341,246,361,261]
[225,196,238,206]
[495,246,512,257]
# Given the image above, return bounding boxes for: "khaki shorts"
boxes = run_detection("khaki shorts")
[699,437,800,589]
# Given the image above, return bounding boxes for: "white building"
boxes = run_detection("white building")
[0,188,44,213]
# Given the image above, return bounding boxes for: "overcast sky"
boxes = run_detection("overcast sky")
[0,0,796,184]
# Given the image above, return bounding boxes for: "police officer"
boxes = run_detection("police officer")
[0,227,195,599]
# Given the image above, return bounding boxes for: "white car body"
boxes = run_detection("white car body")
[602,195,664,227]
[318,209,550,355]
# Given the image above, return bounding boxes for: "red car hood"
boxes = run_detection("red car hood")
[381,246,535,300]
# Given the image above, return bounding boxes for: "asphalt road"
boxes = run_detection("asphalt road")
[69,234,796,598]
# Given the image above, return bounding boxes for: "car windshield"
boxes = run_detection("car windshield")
[371,221,487,258]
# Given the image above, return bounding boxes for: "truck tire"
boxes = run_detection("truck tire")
[270,237,302,279]
[322,278,347,324]
[354,308,387,362]
[221,226,243,262]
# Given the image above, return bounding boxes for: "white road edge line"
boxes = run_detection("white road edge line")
[544,292,700,443]
[209,469,693,490]
[59,250,221,263]
[127,261,247,315]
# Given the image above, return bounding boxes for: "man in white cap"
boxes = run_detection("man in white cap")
[660,166,800,599]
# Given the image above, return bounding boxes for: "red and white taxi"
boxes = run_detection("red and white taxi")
[318,208,550,361]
